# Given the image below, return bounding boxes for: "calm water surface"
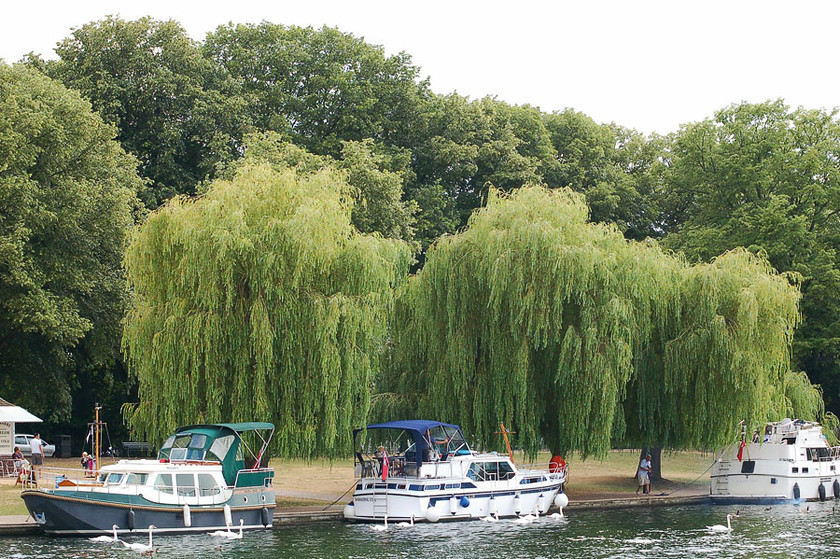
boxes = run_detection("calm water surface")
[6,503,840,558]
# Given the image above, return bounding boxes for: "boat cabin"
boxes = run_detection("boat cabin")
[354,420,473,478]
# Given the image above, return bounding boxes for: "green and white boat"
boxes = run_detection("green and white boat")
[21,422,275,536]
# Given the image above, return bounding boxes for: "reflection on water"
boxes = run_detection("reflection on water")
[7,503,840,558]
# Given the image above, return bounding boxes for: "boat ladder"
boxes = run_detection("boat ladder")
[373,493,388,518]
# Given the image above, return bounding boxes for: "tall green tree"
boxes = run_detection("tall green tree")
[0,63,142,421]
[45,16,249,208]
[543,109,662,240]
[203,22,428,158]
[383,186,816,458]
[122,142,413,456]
[659,101,840,414]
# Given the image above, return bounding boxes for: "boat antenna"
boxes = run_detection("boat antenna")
[495,423,516,463]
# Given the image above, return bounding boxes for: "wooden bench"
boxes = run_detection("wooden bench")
[121,441,151,457]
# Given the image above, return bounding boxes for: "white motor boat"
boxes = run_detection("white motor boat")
[711,419,840,504]
[343,420,567,522]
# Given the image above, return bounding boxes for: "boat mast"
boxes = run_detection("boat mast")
[496,423,516,463]
[88,404,105,477]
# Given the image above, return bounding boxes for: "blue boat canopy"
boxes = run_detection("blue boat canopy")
[354,420,470,468]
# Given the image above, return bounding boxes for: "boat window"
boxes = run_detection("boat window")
[154,474,174,494]
[208,435,235,463]
[176,473,196,497]
[802,467,809,473]
[792,467,799,473]
[97,473,107,483]
[126,473,148,485]
[198,474,220,496]
[105,473,124,486]
[741,461,756,474]
[498,461,515,480]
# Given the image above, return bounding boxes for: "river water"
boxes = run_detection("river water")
[6,503,840,558]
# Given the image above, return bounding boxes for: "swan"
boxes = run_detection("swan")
[90,524,119,542]
[210,518,243,539]
[548,512,565,520]
[706,514,733,533]
[481,514,499,522]
[513,514,538,525]
[121,524,157,552]
[370,523,388,531]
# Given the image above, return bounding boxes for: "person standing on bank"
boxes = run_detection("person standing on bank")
[636,453,652,494]
[30,433,45,481]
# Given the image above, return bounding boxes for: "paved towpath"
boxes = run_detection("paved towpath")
[1,482,712,534]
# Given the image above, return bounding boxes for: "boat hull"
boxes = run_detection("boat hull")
[21,490,275,536]
[345,482,565,522]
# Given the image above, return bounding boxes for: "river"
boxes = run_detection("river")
[5,503,839,558]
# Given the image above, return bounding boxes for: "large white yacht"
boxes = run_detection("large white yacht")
[343,420,568,522]
[711,419,840,504]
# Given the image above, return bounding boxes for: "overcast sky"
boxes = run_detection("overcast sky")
[2,0,838,135]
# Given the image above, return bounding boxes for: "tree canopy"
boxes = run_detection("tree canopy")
[122,141,413,456]
[45,16,249,208]
[382,186,818,457]
[0,63,142,421]
[660,101,840,416]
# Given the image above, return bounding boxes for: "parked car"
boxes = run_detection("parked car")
[14,434,56,457]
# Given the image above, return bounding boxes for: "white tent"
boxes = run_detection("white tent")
[0,397,41,455]
[0,397,42,423]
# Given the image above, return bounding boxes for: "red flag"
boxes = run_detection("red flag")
[736,439,746,462]
[381,451,389,481]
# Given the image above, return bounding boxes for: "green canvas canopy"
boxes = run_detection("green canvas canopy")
[158,423,274,486]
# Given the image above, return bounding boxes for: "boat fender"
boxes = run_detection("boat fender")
[224,504,233,527]
[460,496,470,508]
[488,496,498,516]
[261,506,271,526]
[183,504,192,527]
[449,495,458,514]
[513,493,521,514]
[819,483,827,502]
[793,483,801,502]
[554,492,569,511]
[127,509,135,531]
[425,507,441,523]
[834,480,840,499]
[343,503,356,520]
[537,493,546,513]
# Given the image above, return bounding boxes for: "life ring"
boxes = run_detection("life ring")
[549,455,566,474]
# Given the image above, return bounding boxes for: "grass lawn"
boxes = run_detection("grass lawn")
[0,449,715,516]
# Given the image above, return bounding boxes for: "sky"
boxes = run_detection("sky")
[2,0,838,136]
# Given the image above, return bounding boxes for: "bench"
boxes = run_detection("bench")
[122,441,151,457]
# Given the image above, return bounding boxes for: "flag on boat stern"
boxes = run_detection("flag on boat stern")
[737,438,746,461]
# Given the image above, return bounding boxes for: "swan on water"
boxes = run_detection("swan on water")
[706,514,733,533]
[210,518,244,539]
[90,524,119,542]
[121,524,157,552]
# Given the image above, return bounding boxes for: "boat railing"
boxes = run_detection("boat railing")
[233,466,274,489]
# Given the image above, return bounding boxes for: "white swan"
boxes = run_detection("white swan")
[706,514,733,533]
[90,524,119,542]
[513,514,538,525]
[210,518,244,539]
[548,512,566,520]
[121,524,157,552]
[480,514,499,522]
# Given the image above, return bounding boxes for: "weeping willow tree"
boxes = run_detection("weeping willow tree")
[123,156,412,458]
[382,186,823,458]
[622,250,809,451]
